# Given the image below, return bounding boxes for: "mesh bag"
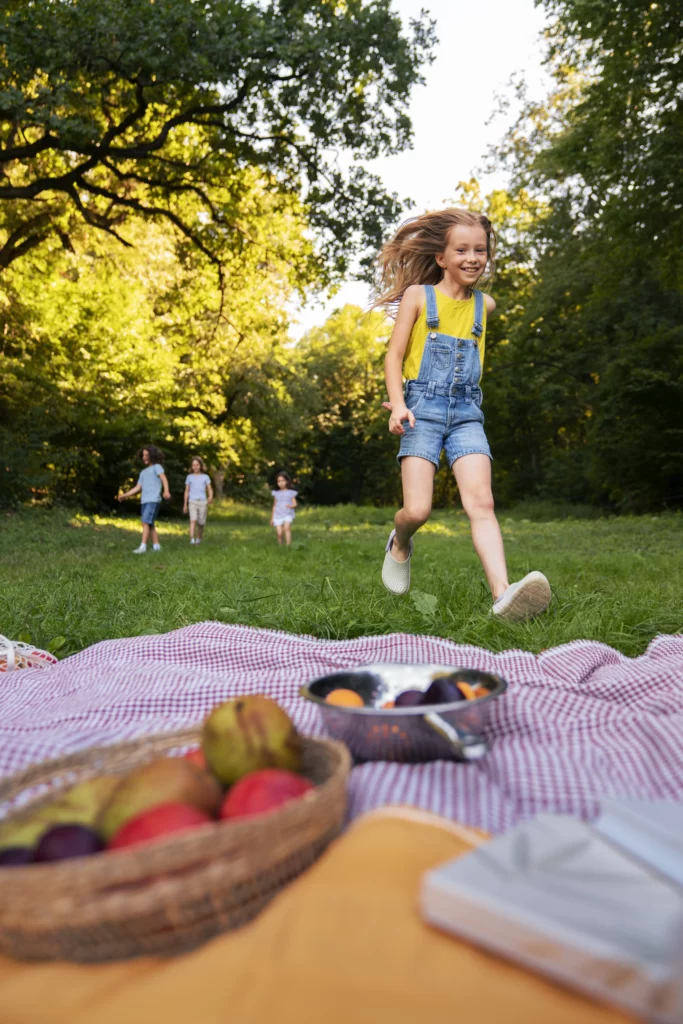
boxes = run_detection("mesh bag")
[0,635,58,673]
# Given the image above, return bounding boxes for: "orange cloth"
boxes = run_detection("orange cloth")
[0,808,632,1024]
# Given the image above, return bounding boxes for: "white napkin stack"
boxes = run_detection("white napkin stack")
[421,811,683,1023]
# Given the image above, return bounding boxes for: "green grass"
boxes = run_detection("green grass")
[1,503,681,658]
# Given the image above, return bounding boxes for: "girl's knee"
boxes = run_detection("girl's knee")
[462,490,495,519]
[401,503,431,528]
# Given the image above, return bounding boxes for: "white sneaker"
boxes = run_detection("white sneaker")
[133,545,147,555]
[190,539,196,545]
[381,529,413,595]
[492,571,551,622]
[152,544,161,552]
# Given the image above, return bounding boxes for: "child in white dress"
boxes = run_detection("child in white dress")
[270,471,297,546]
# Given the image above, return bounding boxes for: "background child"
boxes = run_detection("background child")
[377,209,551,622]
[270,471,297,545]
[116,445,171,554]
[183,456,213,545]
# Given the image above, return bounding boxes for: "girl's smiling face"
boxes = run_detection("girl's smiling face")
[436,224,488,290]
[276,475,288,490]
[141,449,151,465]
[191,459,202,474]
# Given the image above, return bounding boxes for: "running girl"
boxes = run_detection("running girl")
[270,471,297,546]
[183,456,213,545]
[378,209,551,621]
[116,445,171,554]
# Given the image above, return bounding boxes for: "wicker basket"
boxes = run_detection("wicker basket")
[0,634,58,673]
[0,728,351,963]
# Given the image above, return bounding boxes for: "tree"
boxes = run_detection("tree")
[0,0,435,278]
[482,0,683,510]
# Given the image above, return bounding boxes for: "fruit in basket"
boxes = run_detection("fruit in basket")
[421,677,465,706]
[202,696,302,786]
[220,769,314,821]
[0,846,34,866]
[108,802,212,850]
[182,748,208,769]
[325,689,365,708]
[394,689,424,707]
[0,775,120,851]
[98,758,222,841]
[35,824,104,862]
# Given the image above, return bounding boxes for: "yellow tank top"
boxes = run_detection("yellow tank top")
[402,288,487,381]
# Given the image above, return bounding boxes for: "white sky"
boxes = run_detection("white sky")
[291,0,549,336]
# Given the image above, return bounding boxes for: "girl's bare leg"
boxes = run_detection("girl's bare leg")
[196,523,204,540]
[283,523,292,546]
[275,524,283,545]
[453,454,509,600]
[189,520,196,540]
[150,526,160,546]
[392,456,436,561]
[141,524,151,545]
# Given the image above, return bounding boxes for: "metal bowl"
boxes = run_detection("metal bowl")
[301,663,507,763]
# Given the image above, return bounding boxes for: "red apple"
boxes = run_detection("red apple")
[108,802,212,850]
[181,748,208,770]
[220,769,314,821]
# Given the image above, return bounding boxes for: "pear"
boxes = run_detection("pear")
[97,757,222,841]
[202,695,303,787]
[0,775,120,851]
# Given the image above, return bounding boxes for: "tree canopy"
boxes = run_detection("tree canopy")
[0,0,435,276]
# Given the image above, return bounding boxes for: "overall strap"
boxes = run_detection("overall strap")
[425,285,439,329]
[472,290,484,339]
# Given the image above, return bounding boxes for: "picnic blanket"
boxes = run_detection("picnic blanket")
[1,623,682,833]
[0,809,631,1024]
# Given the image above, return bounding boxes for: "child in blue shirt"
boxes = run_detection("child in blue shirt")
[183,456,213,545]
[117,445,171,554]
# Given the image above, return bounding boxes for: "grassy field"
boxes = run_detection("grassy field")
[1,503,681,659]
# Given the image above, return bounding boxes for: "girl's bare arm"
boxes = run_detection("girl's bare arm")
[117,482,141,501]
[207,482,214,504]
[384,286,422,435]
[159,472,171,499]
[183,484,189,510]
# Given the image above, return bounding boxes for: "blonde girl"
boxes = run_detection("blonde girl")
[183,456,213,545]
[378,209,551,621]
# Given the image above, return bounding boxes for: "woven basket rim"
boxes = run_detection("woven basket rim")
[0,731,351,891]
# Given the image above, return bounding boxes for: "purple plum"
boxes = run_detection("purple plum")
[395,689,424,708]
[34,824,104,863]
[0,846,34,866]
[421,677,465,706]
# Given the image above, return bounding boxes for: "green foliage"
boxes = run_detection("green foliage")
[476,0,683,510]
[0,0,435,276]
[1,504,681,656]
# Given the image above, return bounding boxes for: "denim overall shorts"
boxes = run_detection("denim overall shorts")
[398,285,492,468]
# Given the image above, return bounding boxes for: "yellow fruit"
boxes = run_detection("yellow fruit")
[202,695,302,787]
[97,758,222,841]
[325,689,365,708]
[0,775,120,851]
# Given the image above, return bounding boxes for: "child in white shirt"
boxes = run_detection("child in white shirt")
[270,471,297,546]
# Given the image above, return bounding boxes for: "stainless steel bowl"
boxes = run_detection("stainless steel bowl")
[300,663,507,763]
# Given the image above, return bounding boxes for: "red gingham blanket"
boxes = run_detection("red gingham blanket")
[1,624,681,833]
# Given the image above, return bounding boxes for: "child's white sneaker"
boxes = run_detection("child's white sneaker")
[152,544,161,552]
[133,544,147,554]
[381,529,413,595]
[190,538,196,545]
[492,571,551,622]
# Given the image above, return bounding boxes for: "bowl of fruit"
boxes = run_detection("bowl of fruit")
[301,664,507,763]
[0,696,350,963]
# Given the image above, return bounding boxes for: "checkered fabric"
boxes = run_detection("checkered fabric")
[1,624,681,833]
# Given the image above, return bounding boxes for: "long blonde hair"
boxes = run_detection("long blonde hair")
[373,208,496,309]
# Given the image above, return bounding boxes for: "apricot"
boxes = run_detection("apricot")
[325,688,365,708]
